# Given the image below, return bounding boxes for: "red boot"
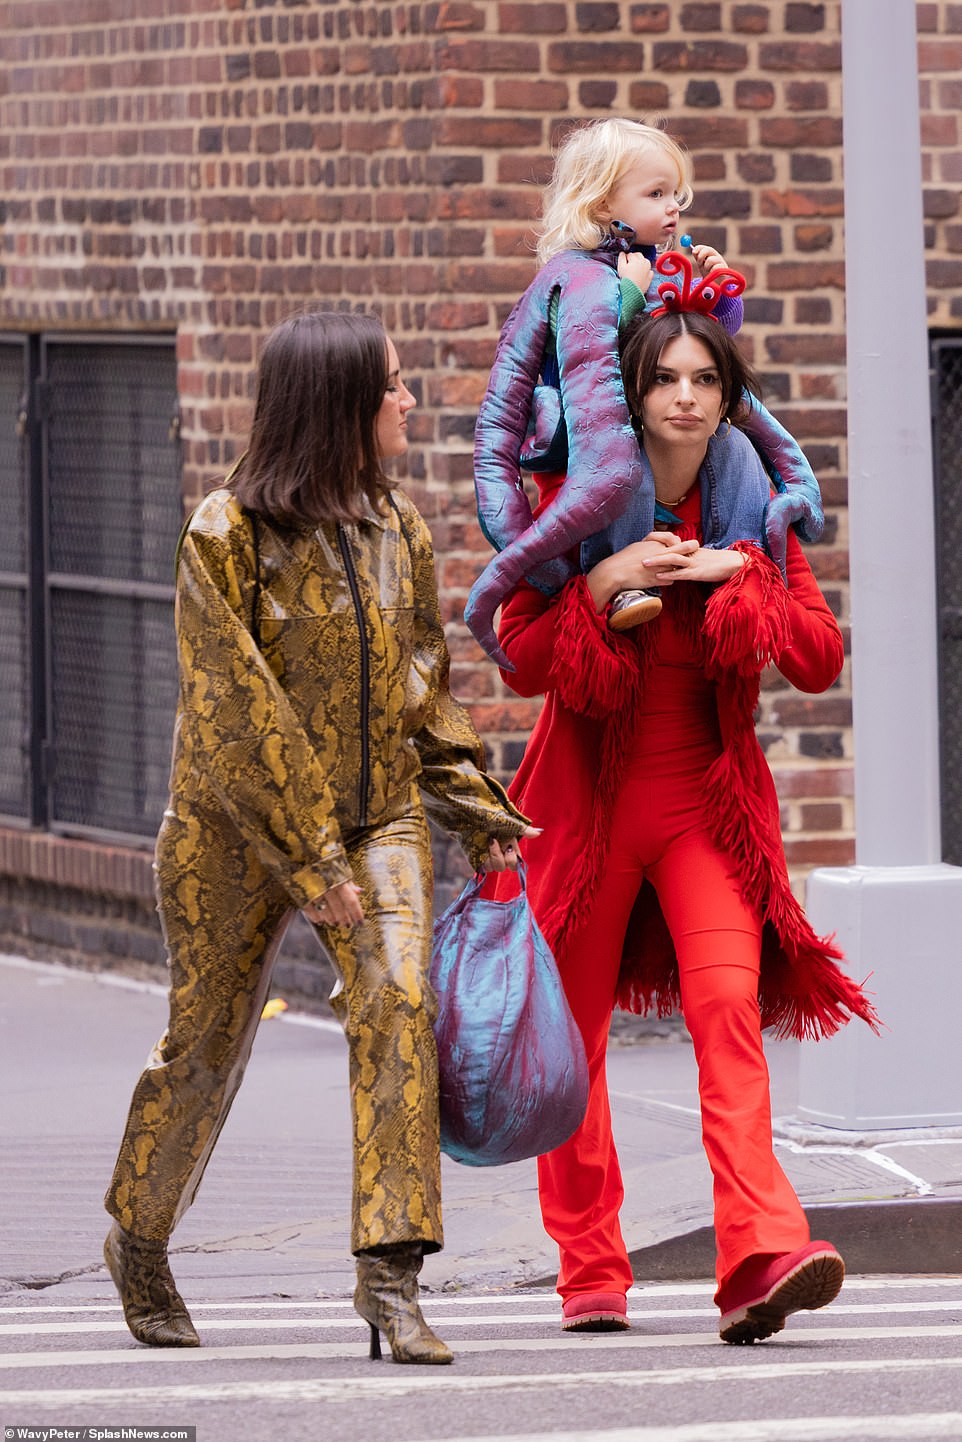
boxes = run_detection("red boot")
[717,1241,844,1345]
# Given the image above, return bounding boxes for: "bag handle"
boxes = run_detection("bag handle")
[455,857,527,908]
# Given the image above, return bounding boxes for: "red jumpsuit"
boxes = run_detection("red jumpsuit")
[497,486,857,1301]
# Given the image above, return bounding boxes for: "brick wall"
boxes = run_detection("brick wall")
[1,0,960,967]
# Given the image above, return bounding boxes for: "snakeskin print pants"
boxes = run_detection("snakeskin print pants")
[104,800,443,1256]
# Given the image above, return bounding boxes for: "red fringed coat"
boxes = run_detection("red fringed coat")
[494,535,878,1042]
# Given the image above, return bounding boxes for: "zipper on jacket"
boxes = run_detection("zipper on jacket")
[336,523,370,827]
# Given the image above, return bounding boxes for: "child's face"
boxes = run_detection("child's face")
[597,155,682,248]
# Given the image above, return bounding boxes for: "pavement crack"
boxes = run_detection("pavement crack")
[2,1261,106,1291]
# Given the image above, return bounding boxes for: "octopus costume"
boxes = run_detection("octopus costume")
[105,486,528,1258]
[468,243,825,669]
[491,458,878,1299]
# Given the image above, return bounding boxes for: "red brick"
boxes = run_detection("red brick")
[547,40,648,72]
[494,78,569,110]
[628,5,671,32]
[735,79,775,109]
[794,223,835,252]
[798,802,844,831]
[758,41,840,70]
[425,2,487,30]
[924,188,962,218]
[579,79,617,108]
[576,2,622,31]
[668,116,749,148]
[785,3,827,33]
[437,37,540,70]
[652,40,748,71]
[436,115,543,147]
[681,4,722,29]
[760,189,844,218]
[760,117,842,148]
[627,80,671,110]
[731,4,769,32]
[783,838,854,866]
[772,767,854,799]
[497,3,568,33]
[785,80,830,110]
[919,39,962,70]
[738,224,783,254]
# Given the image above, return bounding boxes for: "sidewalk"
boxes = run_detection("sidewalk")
[1,953,960,1312]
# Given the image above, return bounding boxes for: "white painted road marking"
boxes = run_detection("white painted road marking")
[419,1420,962,1442]
[1,1296,961,1336]
[2,1355,962,1405]
[1,1324,962,1369]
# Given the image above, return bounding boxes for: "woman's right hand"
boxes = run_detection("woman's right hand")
[586,532,699,611]
[303,880,365,929]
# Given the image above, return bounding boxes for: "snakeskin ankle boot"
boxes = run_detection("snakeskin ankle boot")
[354,1242,453,1364]
[104,1221,200,1347]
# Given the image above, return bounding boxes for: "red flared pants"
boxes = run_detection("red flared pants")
[537,650,810,1298]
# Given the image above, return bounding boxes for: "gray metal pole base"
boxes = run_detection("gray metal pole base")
[796,864,962,1130]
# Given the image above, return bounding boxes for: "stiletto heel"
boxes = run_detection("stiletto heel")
[354,1242,453,1365]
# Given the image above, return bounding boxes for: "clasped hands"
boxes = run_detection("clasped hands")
[303,825,541,929]
[588,531,746,612]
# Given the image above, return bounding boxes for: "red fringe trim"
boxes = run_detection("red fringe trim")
[703,543,791,678]
[538,573,879,1042]
[703,711,880,1040]
[548,575,641,719]
[539,625,655,956]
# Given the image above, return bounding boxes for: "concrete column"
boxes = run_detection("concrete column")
[796,0,962,1130]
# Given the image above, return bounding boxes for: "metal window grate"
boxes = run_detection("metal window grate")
[0,339,31,821]
[49,590,179,837]
[932,336,962,866]
[41,338,181,841]
[44,341,182,586]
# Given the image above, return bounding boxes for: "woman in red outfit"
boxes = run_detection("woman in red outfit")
[495,308,877,1344]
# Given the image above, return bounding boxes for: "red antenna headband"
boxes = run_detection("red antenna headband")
[647,250,746,321]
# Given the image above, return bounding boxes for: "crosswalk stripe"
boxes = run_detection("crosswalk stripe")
[416,1419,962,1442]
[2,1297,961,1336]
[1,1277,958,1316]
[1,1325,961,1370]
[2,1355,962,1406]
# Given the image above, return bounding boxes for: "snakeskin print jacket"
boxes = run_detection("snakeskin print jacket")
[170,486,529,910]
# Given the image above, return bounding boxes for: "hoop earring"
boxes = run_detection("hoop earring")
[716,417,732,439]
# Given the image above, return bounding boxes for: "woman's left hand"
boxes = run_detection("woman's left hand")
[643,546,746,586]
[484,825,542,872]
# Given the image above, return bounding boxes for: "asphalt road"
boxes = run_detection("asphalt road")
[2,955,961,1441]
[2,1279,962,1442]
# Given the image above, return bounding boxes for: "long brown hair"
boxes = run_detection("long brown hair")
[621,309,761,424]
[229,309,393,526]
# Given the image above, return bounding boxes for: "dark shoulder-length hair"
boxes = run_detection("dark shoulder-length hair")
[228,309,392,526]
[620,309,761,424]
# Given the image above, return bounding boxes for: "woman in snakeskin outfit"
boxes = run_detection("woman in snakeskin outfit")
[103,310,533,1365]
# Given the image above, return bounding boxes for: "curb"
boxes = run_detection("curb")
[621,1198,962,1281]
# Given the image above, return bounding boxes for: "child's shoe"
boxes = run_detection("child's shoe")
[608,588,662,632]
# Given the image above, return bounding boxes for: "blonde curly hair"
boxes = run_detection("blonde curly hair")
[536,118,693,265]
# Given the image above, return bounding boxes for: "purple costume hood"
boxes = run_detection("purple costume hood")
[468,248,823,669]
[468,248,640,667]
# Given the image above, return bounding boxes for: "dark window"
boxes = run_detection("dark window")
[0,337,31,820]
[932,335,962,866]
[0,334,181,843]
